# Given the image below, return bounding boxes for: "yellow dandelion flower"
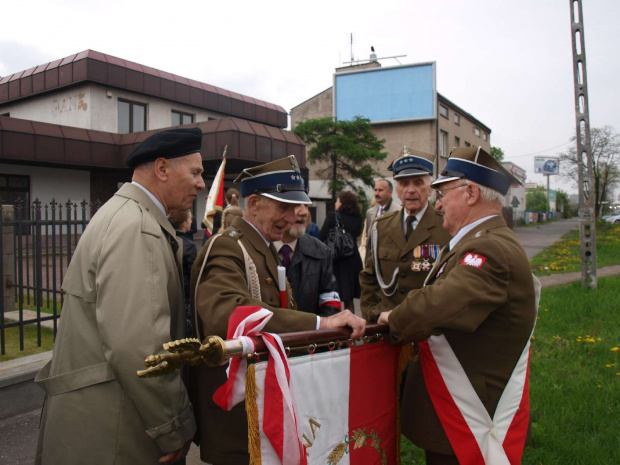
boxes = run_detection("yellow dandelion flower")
[611,347,619,352]
[597,385,602,388]
[597,338,602,341]
[606,364,613,368]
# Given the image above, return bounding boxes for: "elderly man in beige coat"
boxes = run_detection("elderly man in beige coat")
[35,128,205,465]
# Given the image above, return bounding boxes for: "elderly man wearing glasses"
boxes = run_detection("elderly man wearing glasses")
[360,146,450,324]
[378,146,539,465]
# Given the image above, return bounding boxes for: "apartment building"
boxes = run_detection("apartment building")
[290,59,491,217]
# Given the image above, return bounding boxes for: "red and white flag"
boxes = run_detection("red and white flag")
[213,306,307,465]
[203,147,227,237]
[254,341,400,464]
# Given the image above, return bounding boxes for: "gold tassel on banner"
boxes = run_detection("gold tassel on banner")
[246,362,262,465]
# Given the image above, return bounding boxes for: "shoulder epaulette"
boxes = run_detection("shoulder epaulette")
[473,229,489,239]
[225,228,244,240]
[377,210,399,221]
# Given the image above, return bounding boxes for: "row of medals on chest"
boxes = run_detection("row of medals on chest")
[411,244,440,272]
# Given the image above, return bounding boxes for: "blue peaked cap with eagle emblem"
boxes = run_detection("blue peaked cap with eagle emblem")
[431,146,521,195]
[234,155,311,204]
[388,146,435,179]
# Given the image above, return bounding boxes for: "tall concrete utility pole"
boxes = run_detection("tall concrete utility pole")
[570,0,597,288]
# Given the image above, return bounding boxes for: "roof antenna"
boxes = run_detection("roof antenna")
[350,33,354,62]
[370,46,377,62]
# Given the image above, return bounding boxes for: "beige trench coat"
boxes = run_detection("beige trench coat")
[35,183,196,465]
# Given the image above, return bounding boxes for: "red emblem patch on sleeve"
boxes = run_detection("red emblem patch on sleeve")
[460,252,487,268]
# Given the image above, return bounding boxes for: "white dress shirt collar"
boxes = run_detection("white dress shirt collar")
[131,181,167,217]
[402,202,429,234]
[274,239,298,253]
[449,215,497,250]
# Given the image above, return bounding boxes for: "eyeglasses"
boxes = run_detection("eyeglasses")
[435,184,467,200]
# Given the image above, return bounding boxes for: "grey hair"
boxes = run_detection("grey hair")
[134,157,179,172]
[465,180,505,205]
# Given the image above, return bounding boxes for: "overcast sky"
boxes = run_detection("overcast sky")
[1,0,618,193]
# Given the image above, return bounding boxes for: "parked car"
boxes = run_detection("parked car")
[603,211,620,224]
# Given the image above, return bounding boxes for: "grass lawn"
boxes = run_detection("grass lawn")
[14,293,63,315]
[400,275,620,463]
[0,319,55,361]
[531,222,620,276]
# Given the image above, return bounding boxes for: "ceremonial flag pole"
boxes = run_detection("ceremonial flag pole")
[203,146,227,238]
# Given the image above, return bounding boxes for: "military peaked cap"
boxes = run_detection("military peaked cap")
[388,146,435,179]
[431,146,521,195]
[126,127,202,168]
[234,155,311,204]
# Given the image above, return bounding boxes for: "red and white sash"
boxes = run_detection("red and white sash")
[418,328,534,465]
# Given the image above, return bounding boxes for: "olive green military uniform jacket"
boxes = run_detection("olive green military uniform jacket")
[364,198,400,241]
[190,216,317,465]
[360,205,450,323]
[35,183,196,465]
[388,215,536,455]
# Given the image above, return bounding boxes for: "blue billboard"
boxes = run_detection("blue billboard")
[333,62,436,123]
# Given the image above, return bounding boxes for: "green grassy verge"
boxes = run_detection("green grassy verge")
[531,222,620,276]
[0,320,55,361]
[400,275,620,463]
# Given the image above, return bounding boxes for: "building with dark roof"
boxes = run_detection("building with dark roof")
[0,50,307,220]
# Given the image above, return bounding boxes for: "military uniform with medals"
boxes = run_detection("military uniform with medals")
[360,206,449,323]
[360,147,450,323]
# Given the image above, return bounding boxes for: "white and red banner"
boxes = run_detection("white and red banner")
[254,341,399,464]
[203,150,226,237]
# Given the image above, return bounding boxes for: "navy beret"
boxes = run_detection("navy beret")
[126,127,202,168]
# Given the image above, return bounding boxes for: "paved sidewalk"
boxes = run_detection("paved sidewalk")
[514,217,579,260]
[2,310,57,330]
[538,264,620,288]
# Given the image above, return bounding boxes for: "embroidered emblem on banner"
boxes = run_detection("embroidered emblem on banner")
[460,253,487,268]
[327,428,387,465]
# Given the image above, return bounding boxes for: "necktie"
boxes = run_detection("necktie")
[405,216,417,240]
[378,206,384,216]
[279,244,292,271]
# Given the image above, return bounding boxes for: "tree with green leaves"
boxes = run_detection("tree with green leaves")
[558,126,620,217]
[293,116,387,202]
[490,146,505,162]
[526,186,549,213]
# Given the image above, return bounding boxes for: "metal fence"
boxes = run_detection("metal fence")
[0,199,99,355]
